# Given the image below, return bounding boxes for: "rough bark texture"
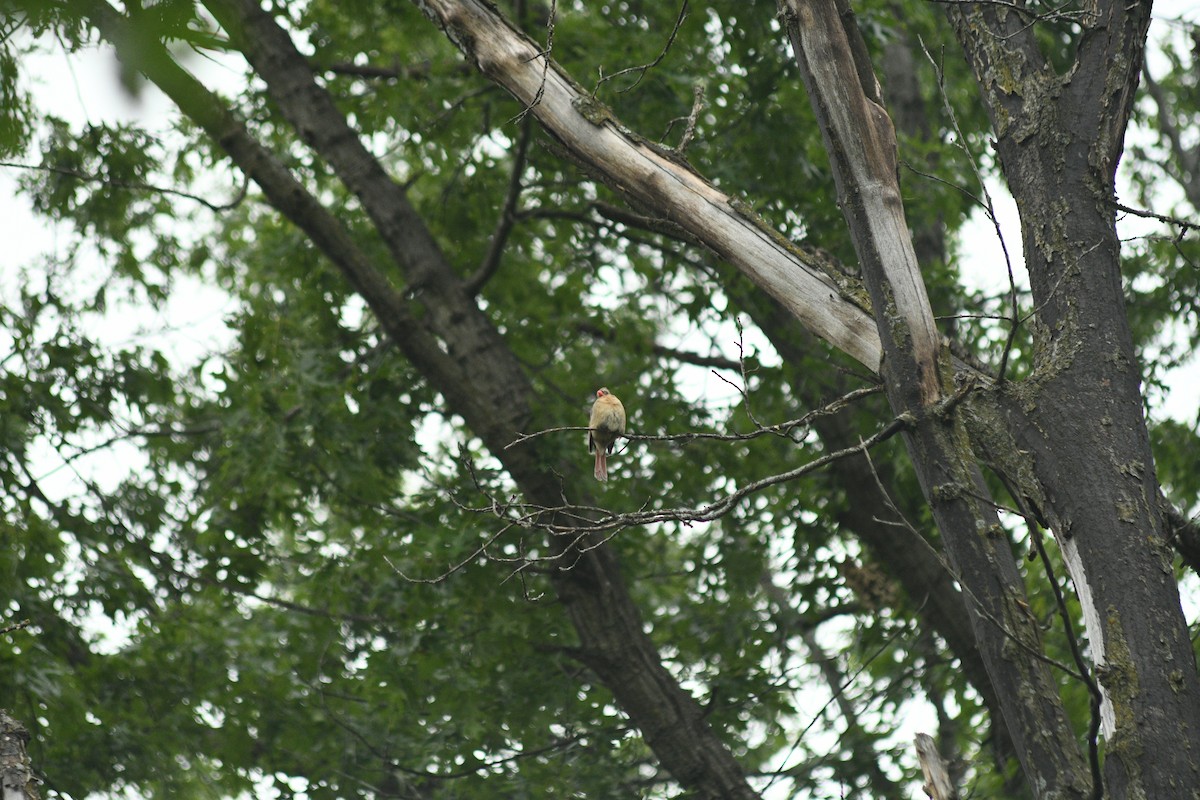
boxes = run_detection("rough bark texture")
[0,711,39,800]
[741,293,1017,762]
[393,6,1016,771]
[776,1,1092,796]
[947,1,1200,794]
[80,0,1200,796]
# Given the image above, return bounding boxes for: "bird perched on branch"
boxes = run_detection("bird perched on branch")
[588,387,626,482]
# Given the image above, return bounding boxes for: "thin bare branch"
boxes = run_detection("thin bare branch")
[512,0,556,121]
[762,618,910,793]
[1111,200,1200,234]
[32,422,222,483]
[409,414,912,585]
[593,2,690,95]
[859,448,1086,682]
[718,317,765,428]
[674,83,705,152]
[0,618,31,636]
[799,625,903,796]
[0,159,249,212]
[504,383,883,450]
[501,412,913,537]
[916,39,1022,381]
[1025,518,1104,800]
[466,117,535,294]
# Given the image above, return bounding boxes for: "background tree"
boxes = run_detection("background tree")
[1,0,1198,798]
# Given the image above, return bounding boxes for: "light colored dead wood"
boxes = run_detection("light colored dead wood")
[915,733,958,800]
[414,0,884,371]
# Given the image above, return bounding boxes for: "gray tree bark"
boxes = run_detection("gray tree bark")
[945,1,1200,793]
[0,711,39,800]
[775,1,1092,796]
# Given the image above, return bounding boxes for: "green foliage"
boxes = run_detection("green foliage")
[0,2,1196,800]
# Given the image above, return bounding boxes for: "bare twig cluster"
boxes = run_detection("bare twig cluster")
[403,405,909,584]
[504,382,883,451]
[915,40,1024,381]
[592,1,690,96]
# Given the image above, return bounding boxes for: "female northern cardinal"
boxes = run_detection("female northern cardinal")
[588,387,626,482]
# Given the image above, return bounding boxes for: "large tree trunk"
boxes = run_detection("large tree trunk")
[0,710,39,800]
[775,2,1092,795]
[81,0,1200,795]
[946,1,1200,794]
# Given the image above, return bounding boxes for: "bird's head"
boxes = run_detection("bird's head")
[596,387,610,398]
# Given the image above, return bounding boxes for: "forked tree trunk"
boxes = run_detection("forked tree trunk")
[776,1,1092,795]
[84,0,1200,795]
[944,1,1200,795]
[781,0,1200,796]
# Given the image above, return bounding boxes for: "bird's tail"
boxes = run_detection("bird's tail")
[594,449,607,482]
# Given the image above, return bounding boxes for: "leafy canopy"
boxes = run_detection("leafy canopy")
[1,1,1197,798]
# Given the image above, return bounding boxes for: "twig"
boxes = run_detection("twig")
[1016,240,1102,329]
[916,40,1022,382]
[496,412,913,538]
[0,618,31,636]
[466,117,534,294]
[1026,518,1104,799]
[1110,200,1200,234]
[592,2,689,95]
[426,418,911,586]
[667,83,705,152]
[860,448,1086,682]
[762,617,911,793]
[32,421,222,483]
[714,316,764,429]
[512,0,556,121]
[503,384,883,450]
[0,159,249,213]
[800,626,902,795]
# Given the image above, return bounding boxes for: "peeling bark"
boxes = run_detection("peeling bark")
[776,0,940,404]
[0,711,39,800]
[410,0,883,372]
[741,292,1020,772]
[776,1,1091,796]
[78,0,1200,796]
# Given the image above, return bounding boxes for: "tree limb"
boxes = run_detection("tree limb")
[466,115,534,293]
[777,1,1091,795]
[89,2,768,795]
[410,0,883,371]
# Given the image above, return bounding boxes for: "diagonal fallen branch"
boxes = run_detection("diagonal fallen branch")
[412,0,883,371]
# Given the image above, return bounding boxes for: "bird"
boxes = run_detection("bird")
[588,387,626,482]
